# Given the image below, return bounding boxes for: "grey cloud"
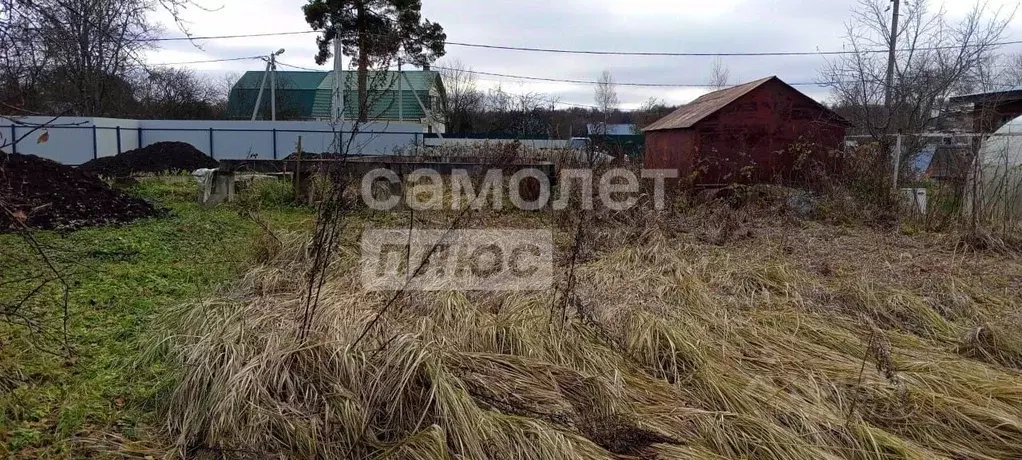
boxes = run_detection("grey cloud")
[152,0,1022,108]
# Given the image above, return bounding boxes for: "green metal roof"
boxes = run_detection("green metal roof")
[233,71,330,90]
[227,70,445,120]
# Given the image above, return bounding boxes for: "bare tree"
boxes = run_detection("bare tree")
[0,0,217,117]
[594,70,619,131]
[709,57,731,90]
[133,67,223,119]
[439,59,484,134]
[993,53,1022,89]
[820,0,1013,138]
[485,85,550,137]
[633,97,673,133]
[220,71,241,101]
[0,0,48,114]
[0,0,158,116]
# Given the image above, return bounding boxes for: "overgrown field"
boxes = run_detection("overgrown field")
[4,180,1022,459]
[151,193,1022,459]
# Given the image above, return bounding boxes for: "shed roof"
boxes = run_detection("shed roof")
[642,76,847,131]
[643,77,774,131]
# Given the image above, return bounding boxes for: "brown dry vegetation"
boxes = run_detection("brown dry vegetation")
[140,193,1022,460]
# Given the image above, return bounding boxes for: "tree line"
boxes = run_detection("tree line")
[439,60,678,138]
[0,0,238,119]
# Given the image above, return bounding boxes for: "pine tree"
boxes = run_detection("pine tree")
[304,0,446,122]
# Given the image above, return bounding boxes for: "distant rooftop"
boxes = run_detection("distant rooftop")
[949,88,1022,105]
[587,123,636,136]
[227,70,444,120]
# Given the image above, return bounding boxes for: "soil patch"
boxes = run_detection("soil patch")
[1,153,162,232]
[78,141,218,177]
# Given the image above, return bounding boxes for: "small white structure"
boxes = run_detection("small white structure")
[900,188,927,214]
[970,116,1022,224]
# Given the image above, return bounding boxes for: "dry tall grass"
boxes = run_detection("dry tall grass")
[149,205,1022,459]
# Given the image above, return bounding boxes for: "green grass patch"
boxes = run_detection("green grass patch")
[0,179,314,458]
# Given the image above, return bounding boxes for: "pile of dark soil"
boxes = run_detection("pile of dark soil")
[78,141,218,177]
[0,153,162,232]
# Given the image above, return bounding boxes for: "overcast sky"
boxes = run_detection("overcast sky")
[147,0,1022,110]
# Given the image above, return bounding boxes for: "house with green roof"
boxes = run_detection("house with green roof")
[226,70,447,132]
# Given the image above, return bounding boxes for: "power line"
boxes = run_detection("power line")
[284,60,831,89]
[150,55,264,66]
[446,41,857,57]
[433,66,832,88]
[151,30,317,42]
[275,60,596,108]
[276,62,1022,91]
[148,29,1022,57]
[445,39,1022,56]
[275,61,322,71]
[266,60,1022,93]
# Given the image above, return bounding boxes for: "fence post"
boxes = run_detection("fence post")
[891,132,903,190]
[208,127,215,159]
[10,125,16,154]
[92,125,98,160]
[116,126,122,154]
[272,128,278,159]
[971,135,984,230]
[137,126,143,149]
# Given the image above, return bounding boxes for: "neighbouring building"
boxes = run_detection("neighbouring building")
[586,123,637,136]
[643,76,849,186]
[226,69,447,133]
[947,88,1022,134]
[586,123,644,158]
[916,88,1022,182]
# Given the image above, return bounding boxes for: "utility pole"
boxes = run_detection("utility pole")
[885,0,901,187]
[251,59,271,121]
[397,57,403,122]
[331,25,344,125]
[251,49,285,121]
[271,49,285,121]
[884,0,900,110]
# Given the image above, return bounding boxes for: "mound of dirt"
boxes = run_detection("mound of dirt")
[1,153,162,232]
[78,141,218,177]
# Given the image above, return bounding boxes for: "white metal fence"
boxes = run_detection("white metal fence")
[0,117,429,165]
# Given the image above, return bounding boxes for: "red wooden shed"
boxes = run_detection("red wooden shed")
[643,76,849,186]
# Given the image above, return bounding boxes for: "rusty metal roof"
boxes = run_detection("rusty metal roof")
[643,76,777,131]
